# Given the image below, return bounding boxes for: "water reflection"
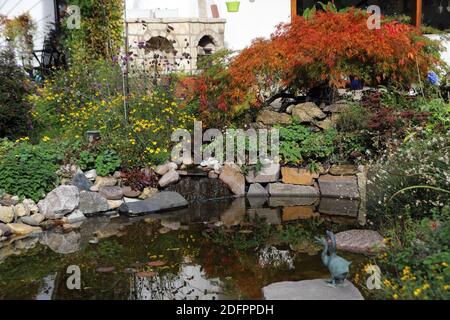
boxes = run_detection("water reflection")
[0,196,365,300]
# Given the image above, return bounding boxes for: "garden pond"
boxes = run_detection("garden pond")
[0,197,369,300]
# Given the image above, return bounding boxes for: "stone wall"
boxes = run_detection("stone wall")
[127,17,226,72]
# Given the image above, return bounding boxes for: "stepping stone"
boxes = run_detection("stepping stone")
[335,229,386,254]
[263,279,364,300]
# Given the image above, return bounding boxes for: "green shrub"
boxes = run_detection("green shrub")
[277,123,336,165]
[376,207,450,300]
[0,141,63,201]
[94,149,121,176]
[0,48,33,139]
[336,103,370,132]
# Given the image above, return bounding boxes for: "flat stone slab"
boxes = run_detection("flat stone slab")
[318,175,359,199]
[335,229,386,254]
[266,183,319,197]
[119,191,188,217]
[263,279,364,300]
[247,183,269,197]
[246,163,280,184]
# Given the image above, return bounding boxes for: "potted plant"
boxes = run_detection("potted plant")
[226,1,240,12]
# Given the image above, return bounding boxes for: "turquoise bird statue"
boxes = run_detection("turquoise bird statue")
[315,230,352,287]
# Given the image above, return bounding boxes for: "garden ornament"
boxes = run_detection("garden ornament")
[315,230,352,287]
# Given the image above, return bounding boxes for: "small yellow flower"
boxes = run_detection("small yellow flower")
[393,294,399,300]
[441,262,449,268]
[42,136,50,142]
[413,288,422,297]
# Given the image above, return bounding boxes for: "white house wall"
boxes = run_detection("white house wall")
[126,0,292,50]
[0,0,56,65]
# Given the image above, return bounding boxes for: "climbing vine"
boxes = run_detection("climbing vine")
[62,0,124,63]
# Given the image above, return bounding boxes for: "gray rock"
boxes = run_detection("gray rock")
[263,279,364,300]
[318,175,360,199]
[335,229,386,254]
[158,170,180,188]
[7,223,42,236]
[22,199,39,214]
[266,183,319,197]
[122,186,142,198]
[84,169,97,181]
[20,215,42,227]
[118,191,188,216]
[246,163,280,184]
[66,210,87,224]
[38,185,80,218]
[99,186,123,200]
[107,199,124,210]
[329,164,358,176]
[268,197,319,207]
[0,206,15,223]
[219,164,245,196]
[71,172,93,191]
[40,231,81,254]
[247,183,269,197]
[0,223,12,237]
[78,191,109,215]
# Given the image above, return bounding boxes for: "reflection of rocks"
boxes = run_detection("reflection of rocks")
[269,197,318,207]
[93,221,125,240]
[282,207,320,221]
[247,196,268,208]
[318,198,359,217]
[220,198,246,227]
[263,279,364,300]
[167,178,231,202]
[259,246,295,269]
[318,175,359,199]
[40,231,81,254]
[247,208,281,225]
[335,229,385,254]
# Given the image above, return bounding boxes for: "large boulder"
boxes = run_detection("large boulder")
[318,175,359,199]
[256,110,292,125]
[118,191,188,217]
[0,206,15,223]
[281,167,319,186]
[246,163,280,184]
[78,191,109,215]
[38,186,80,218]
[263,279,364,300]
[158,170,180,188]
[291,102,326,123]
[71,172,93,191]
[266,183,319,197]
[155,162,178,176]
[219,164,245,196]
[335,229,386,254]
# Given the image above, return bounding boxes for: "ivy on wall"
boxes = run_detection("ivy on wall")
[0,13,35,67]
[62,0,124,63]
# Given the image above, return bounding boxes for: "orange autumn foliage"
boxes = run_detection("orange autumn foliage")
[178,9,441,126]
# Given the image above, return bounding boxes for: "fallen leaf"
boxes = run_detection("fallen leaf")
[136,271,156,278]
[146,261,166,267]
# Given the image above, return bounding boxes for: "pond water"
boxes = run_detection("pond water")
[0,197,368,300]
